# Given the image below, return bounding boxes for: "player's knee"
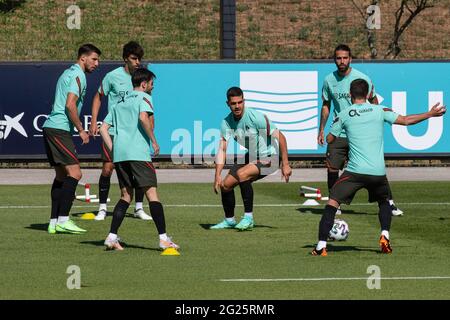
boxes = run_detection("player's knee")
[121,188,133,203]
[70,171,82,181]
[102,164,114,176]
[220,182,232,193]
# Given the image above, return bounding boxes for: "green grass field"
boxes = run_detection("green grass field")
[1,181,449,300]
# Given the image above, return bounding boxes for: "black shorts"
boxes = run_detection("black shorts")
[101,141,113,162]
[115,161,157,189]
[228,154,279,182]
[326,137,349,170]
[43,127,79,166]
[330,171,390,205]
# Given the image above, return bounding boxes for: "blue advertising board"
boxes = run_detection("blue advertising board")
[0,61,448,160]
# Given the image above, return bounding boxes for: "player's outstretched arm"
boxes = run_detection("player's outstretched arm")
[318,100,330,146]
[89,91,102,137]
[66,93,89,145]
[272,130,292,183]
[214,138,227,193]
[394,103,446,126]
[99,122,112,151]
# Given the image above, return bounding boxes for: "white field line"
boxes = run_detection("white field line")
[1,203,450,209]
[219,276,450,282]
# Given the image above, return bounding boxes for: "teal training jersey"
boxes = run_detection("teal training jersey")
[330,103,399,176]
[221,107,277,158]
[43,64,86,133]
[322,68,376,138]
[103,91,154,163]
[98,66,133,135]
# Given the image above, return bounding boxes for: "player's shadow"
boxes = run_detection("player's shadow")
[25,223,48,232]
[296,208,368,215]
[79,240,161,251]
[302,244,379,253]
[199,223,275,230]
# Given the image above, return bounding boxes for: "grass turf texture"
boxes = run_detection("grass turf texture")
[0,182,449,299]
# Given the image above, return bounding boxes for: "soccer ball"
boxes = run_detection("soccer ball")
[328,219,349,241]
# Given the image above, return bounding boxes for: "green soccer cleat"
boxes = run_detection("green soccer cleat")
[55,219,87,234]
[235,216,254,231]
[210,219,237,230]
[47,224,56,234]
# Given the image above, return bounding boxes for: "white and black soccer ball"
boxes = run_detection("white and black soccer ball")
[329,219,349,241]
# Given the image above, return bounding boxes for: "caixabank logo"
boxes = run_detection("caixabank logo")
[0,112,28,140]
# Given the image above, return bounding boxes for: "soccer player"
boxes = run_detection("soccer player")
[99,68,179,251]
[211,87,292,230]
[43,44,101,234]
[89,41,152,221]
[318,44,403,216]
[312,79,446,256]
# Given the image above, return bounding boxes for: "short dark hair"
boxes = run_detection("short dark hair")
[131,68,156,87]
[77,44,101,58]
[226,86,244,101]
[334,44,352,57]
[350,79,369,99]
[123,41,144,60]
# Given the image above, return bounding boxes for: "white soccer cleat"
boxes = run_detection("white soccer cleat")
[134,208,153,220]
[391,205,404,216]
[336,206,342,215]
[95,209,107,221]
[159,236,180,250]
[104,237,123,251]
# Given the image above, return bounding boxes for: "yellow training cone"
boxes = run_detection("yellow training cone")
[161,248,180,256]
[81,212,96,220]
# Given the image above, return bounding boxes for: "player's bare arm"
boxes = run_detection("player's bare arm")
[99,121,112,151]
[394,103,446,125]
[318,100,330,146]
[89,91,102,137]
[272,129,292,182]
[139,112,159,156]
[214,138,227,193]
[326,132,336,144]
[66,92,89,144]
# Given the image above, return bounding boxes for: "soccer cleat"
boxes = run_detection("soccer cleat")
[95,209,107,221]
[391,205,404,216]
[235,216,254,231]
[159,237,180,250]
[48,224,56,234]
[104,237,124,251]
[210,219,237,229]
[134,208,153,220]
[379,235,393,254]
[311,247,328,256]
[335,206,342,215]
[55,220,87,234]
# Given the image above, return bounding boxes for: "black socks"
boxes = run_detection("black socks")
[319,205,338,241]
